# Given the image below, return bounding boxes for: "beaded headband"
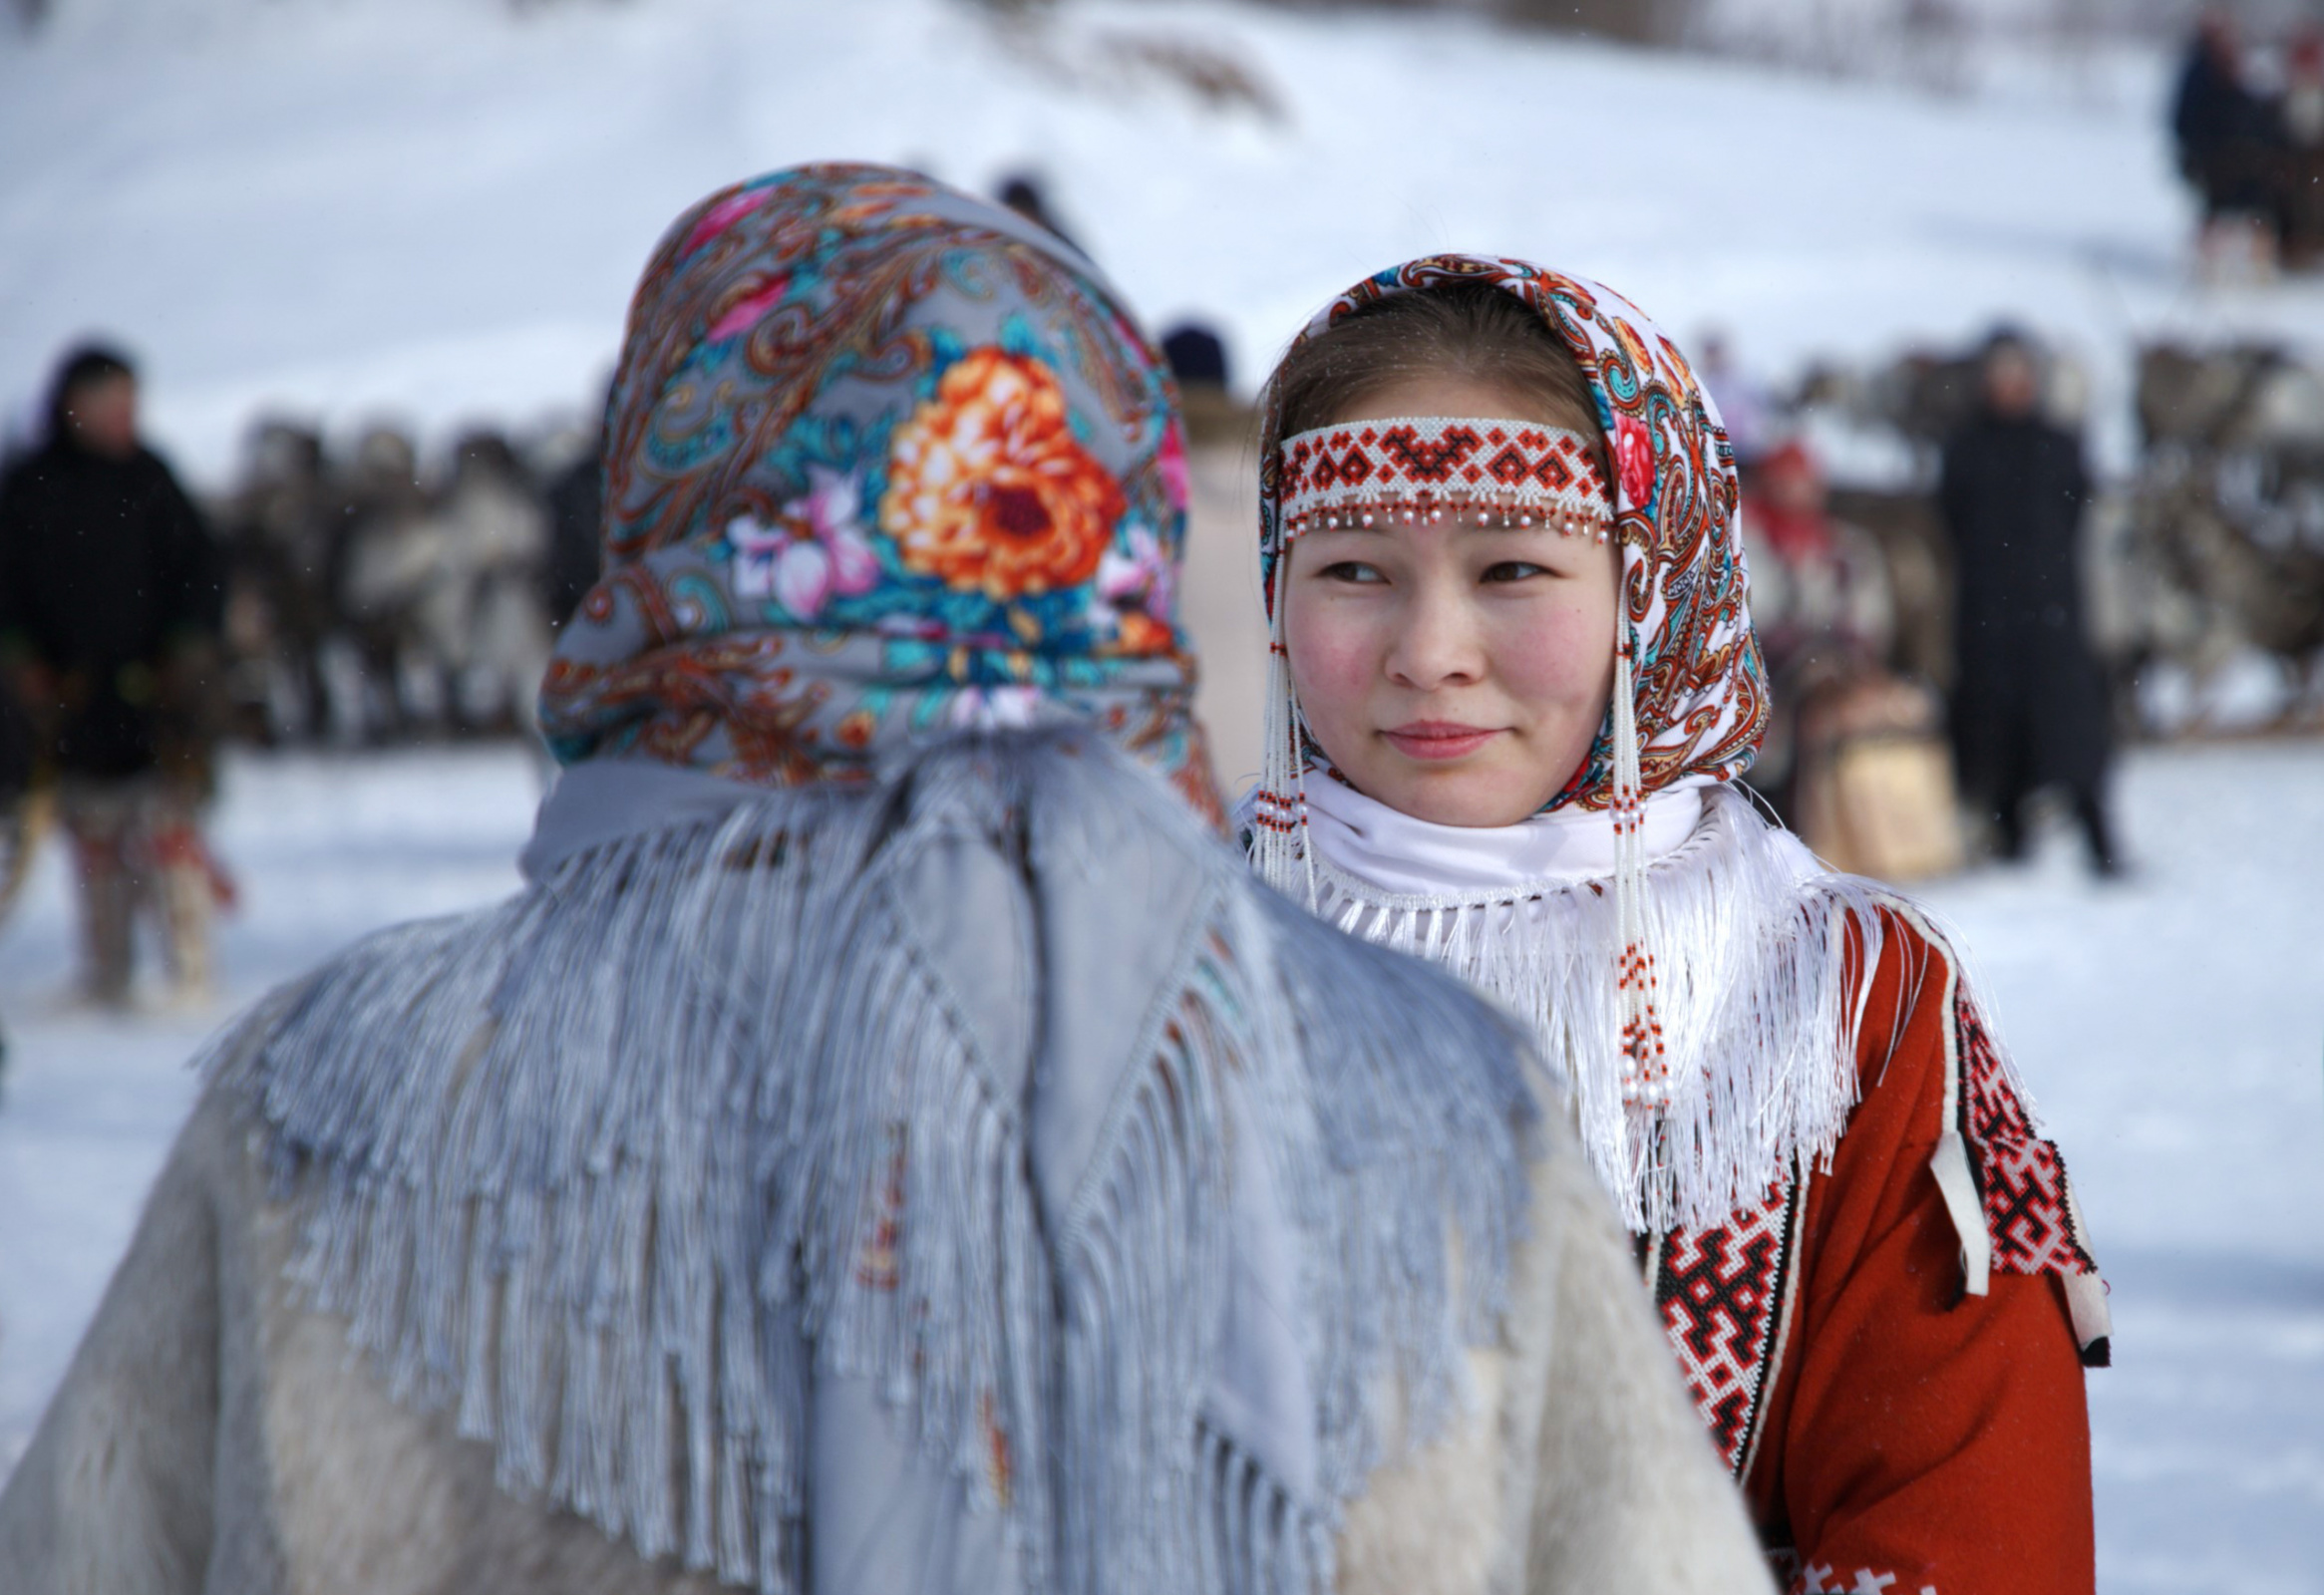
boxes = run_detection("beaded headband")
[1275,416,1613,541]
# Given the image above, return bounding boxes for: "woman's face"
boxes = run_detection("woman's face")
[1282,373,1621,827]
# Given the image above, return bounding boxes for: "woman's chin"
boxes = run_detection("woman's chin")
[1370,765,1556,829]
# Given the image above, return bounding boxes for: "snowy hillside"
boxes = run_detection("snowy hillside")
[11,0,2324,485]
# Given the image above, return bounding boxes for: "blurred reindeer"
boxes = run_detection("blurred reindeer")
[2127,344,2324,728]
[219,420,340,744]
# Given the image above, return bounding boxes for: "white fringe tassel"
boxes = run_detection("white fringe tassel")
[1252,553,1314,908]
[1304,786,1897,1235]
[1608,634,1669,1116]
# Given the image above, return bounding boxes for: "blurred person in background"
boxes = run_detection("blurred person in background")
[0,344,229,1007]
[0,385,38,1078]
[997,169,1085,254]
[1161,319,1268,789]
[540,383,609,631]
[2171,8,2285,278]
[0,662,30,1083]
[434,429,549,736]
[336,424,440,741]
[2274,27,2324,267]
[1741,440,1895,810]
[1939,329,2118,875]
[0,663,31,886]
[1743,441,1959,883]
[0,164,1770,1595]
[1694,329,1779,473]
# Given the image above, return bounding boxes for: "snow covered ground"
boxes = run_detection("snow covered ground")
[0,747,537,1472]
[0,738,2319,1590]
[1924,745,2324,1593]
[9,0,2324,486]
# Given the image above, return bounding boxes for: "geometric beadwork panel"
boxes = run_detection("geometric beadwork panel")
[1956,994,2099,1279]
[1652,1175,1799,1475]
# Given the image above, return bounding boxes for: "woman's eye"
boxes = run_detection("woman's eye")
[1319,561,1386,584]
[1482,561,1550,583]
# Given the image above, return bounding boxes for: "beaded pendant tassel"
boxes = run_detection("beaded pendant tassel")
[1609,633,1671,1112]
[1252,550,1315,905]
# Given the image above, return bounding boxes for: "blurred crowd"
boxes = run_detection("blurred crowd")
[2171,7,2324,278]
[208,413,596,751]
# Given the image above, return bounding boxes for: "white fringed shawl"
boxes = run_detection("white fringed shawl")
[1299,779,1891,1234]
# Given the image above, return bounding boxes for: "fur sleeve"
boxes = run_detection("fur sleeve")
[1525,1116,1777,1594]
[0,1093,232,1593]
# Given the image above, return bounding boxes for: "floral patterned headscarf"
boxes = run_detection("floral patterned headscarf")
[1255,255,1767,812]
[540,162,1216,820]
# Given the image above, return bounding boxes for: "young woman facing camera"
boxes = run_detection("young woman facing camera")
[1247,264,2110,1595]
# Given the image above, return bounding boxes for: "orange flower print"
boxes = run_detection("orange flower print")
[1112,612,1173,655]
[881,348,1126,601]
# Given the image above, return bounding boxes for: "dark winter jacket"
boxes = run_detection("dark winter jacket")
[540,450,602,631]
[0,439,223,779]
[0,678,29,799]
[1937,411,2109,796]
[2171,38,2283,213]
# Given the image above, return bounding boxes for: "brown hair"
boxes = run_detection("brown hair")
[1267,282,1608,482]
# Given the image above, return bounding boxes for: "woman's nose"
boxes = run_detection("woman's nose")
[1384,578,1486,691]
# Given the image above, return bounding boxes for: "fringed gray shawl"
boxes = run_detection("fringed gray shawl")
[206,730,1538,1595]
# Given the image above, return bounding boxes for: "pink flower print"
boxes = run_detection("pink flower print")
[789,466,880,597]
[1157,419,1190,515]
[708,272,794,343]
[727,468,880,621]
[706,273,799,344]
[1091,519,1174,634]
[1613,414,1656,507]
[682,185,775,256]
[772,538,835,622]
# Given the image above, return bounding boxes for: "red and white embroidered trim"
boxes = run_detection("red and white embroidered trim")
[1276,416,1612,539]
[1650,1174,1805,1477]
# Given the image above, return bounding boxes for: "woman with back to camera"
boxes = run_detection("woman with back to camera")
[1243,259,2112,1595]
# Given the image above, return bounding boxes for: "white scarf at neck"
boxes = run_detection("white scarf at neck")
[1303,775,1705,895]
[1293,781,1890,1233]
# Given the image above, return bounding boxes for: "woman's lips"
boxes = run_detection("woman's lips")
[1380,721,1503,761]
